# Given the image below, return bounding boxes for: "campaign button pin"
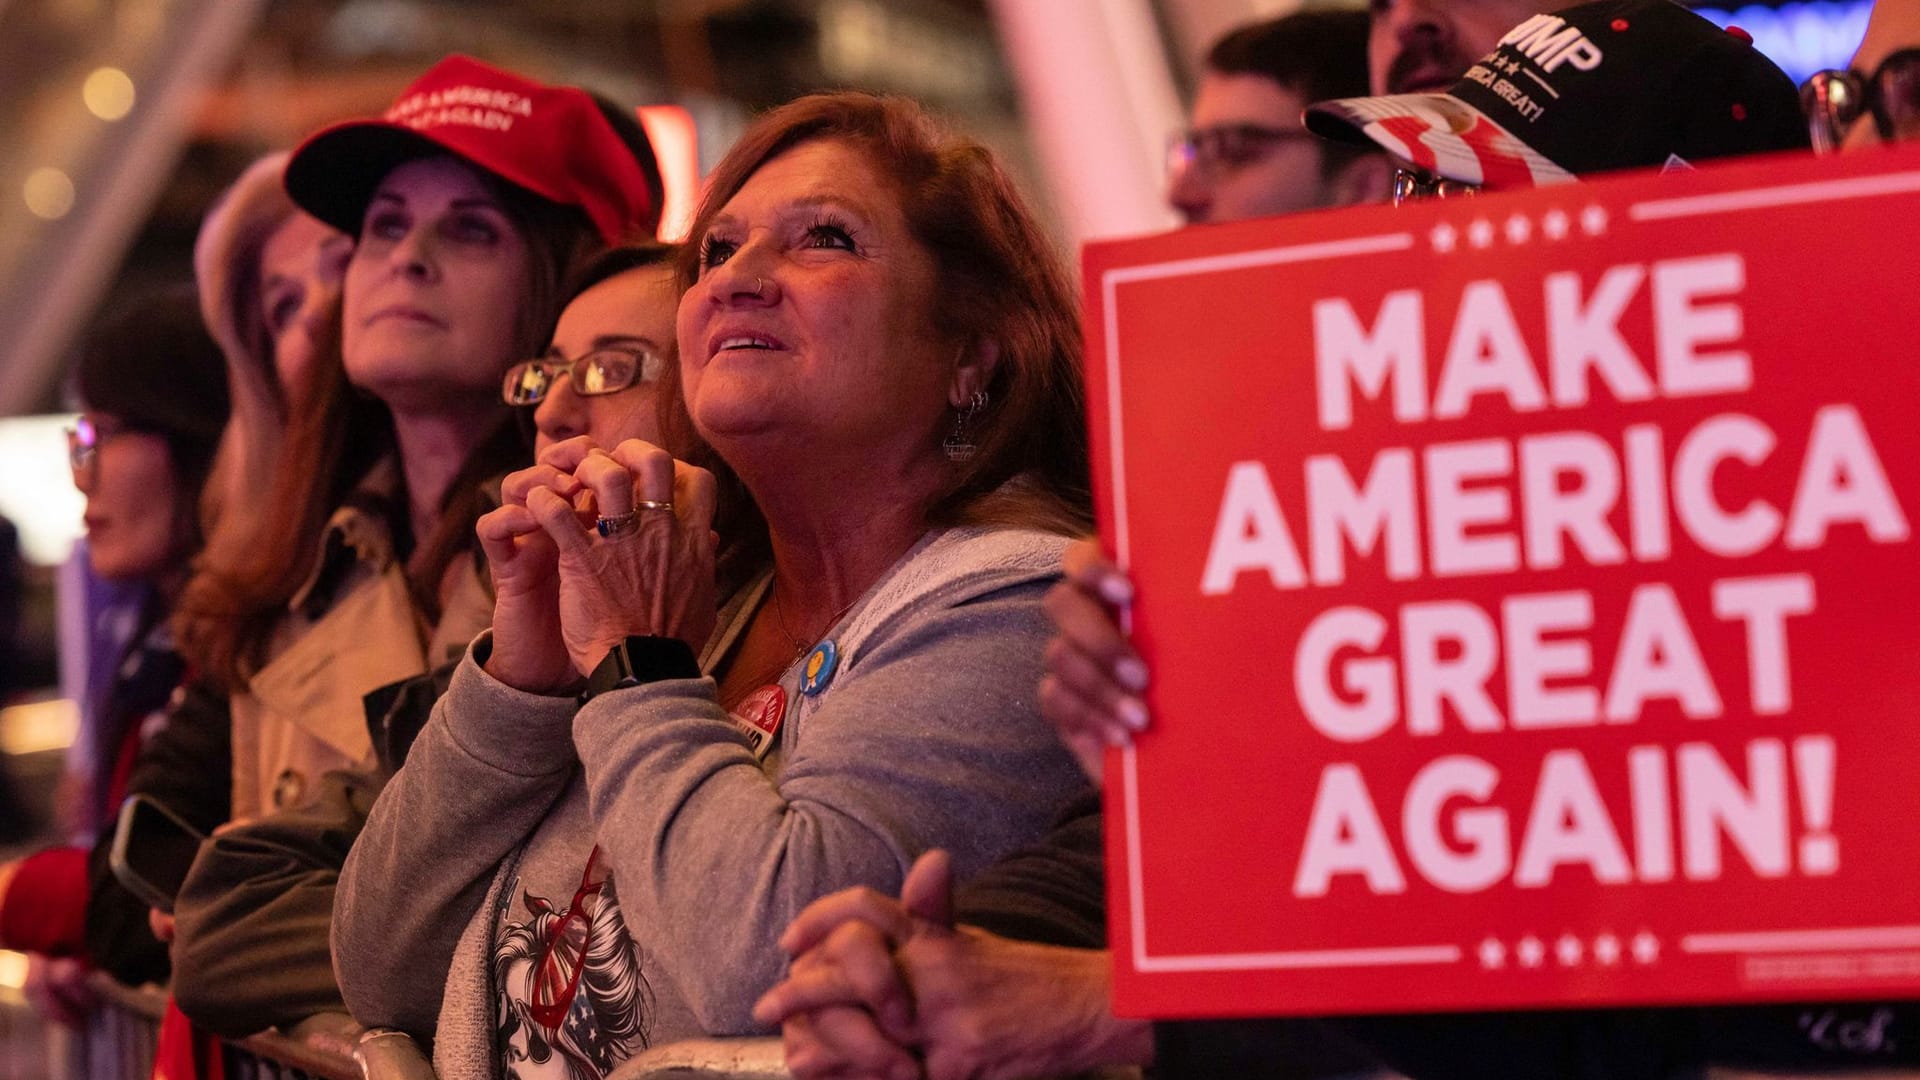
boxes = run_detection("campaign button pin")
[801,640,839,696]
[740,684,786,738]
[728,684,788,760]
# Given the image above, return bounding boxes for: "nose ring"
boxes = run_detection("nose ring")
[753,276,767,298]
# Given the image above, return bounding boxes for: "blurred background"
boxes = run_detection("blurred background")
[0,0,1877,1062]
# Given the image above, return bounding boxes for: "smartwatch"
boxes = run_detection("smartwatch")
[581,635,701,703]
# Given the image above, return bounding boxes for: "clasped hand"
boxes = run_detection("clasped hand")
[754,851,1130,1080]
[477,436,718,694]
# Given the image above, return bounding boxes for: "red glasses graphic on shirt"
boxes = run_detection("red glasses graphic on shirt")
[527,846,606,1031]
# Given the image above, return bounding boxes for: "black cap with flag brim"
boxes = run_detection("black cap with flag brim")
[1306,0,1810,187]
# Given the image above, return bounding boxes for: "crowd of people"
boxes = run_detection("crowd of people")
[0,0,1916,1077]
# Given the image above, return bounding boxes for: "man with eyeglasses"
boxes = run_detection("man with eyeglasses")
[1169,10,1391,224]
[1804,0,1920,153]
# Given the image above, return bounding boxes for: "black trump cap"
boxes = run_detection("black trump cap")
[1306,0,1810,187]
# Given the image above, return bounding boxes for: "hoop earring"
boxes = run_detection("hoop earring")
[943,390,989,462]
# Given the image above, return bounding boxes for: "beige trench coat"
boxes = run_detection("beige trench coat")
[229,492,494,818]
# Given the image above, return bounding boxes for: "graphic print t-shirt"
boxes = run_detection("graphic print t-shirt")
[492,778,678,1080]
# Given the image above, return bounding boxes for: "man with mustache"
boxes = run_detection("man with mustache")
[1370,0,1545,95]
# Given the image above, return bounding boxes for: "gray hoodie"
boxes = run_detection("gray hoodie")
[333,526,1091,1078]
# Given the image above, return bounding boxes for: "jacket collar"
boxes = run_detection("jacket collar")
[289,458,405,618]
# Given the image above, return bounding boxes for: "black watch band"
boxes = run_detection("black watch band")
[580,636,700,704]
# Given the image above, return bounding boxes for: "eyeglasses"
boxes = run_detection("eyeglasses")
[500,347,662,406]
[64,414,126,475]
[528,846,606,1031]
[1801,48,1920,153]
[1391,166,1481,206]
[1167,124,1319,181]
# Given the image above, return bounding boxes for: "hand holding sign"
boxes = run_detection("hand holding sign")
[1039,540,1150,786]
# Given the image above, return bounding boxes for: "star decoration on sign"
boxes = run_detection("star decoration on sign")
[1800,834,1839,875]
[1479,932,1649,975]
[1434,210,1605,254]
[1477,937,1506,970]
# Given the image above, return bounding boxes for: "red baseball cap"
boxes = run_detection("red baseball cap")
[285,54,655,246]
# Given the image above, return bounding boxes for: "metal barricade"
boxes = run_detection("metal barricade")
[42,975,797,1080]
[74,977,360,1080]
[71,976,160,1080]
[607,1038,791,1080]
[351,1030,792,1080]
[240,1011,360,1080]
[351,1029,435,1080]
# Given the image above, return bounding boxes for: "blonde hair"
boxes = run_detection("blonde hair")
[193,152,307,530]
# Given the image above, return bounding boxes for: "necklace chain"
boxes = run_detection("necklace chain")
[770,583,859,657]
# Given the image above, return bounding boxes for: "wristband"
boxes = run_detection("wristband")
[580,636,700,703]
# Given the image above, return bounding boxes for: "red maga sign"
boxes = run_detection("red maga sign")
[1084,144,1920,1019]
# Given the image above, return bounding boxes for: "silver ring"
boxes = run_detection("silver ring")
[753,276,767,298]
[595,510,639,538]
[634,499,675,513]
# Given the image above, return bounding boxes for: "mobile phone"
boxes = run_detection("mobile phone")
[108,794,207,915]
